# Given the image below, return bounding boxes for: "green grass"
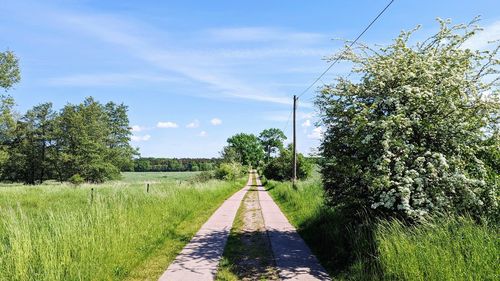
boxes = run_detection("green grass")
[0,172,245,281]
[216,187,247,281]
[376,218,499,281]
[265,173,499,281]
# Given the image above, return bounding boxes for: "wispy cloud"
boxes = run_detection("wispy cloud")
[157,121,178,128]
[206,47,331,59]
[47,73,181,86]
[186,119,200,128]
[198,131,207,137]
[210,118,222,126]
[50,10,319,106]
[264,111,314,122]
[131,134,151,142]
[207,27,326,44]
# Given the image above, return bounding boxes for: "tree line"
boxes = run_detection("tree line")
[132,158,220,172]
[0,51,136,184]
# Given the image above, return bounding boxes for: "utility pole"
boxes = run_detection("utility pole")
[292,95,298,187]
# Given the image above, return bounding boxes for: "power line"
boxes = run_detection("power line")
[296,0,395,99]
[282,108,293,135]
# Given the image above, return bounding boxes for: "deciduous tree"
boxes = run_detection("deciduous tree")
[259,128,286,161]
[223,133,264,167]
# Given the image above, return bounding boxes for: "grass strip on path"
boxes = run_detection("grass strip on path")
[217,174,278,281]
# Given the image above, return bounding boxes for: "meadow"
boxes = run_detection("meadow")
[0,172,245,281]
[265,173,499,281]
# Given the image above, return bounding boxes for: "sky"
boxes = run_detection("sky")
[1,0,499,158]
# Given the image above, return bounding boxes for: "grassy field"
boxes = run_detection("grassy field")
[265,173,499,281]
[0,172,245,281]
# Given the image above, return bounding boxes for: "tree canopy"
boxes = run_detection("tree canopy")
[0,50,20,172]
[259,128,286,160]
[0,50,20,91]
[1,97,137,183]
[0,51,138,183]
[222,133,264,167]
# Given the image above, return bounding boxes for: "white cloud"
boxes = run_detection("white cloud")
[130,125,145,132]
[198,131,207,137]
[307,127,324,139]
[157,121,178,128]
[210,118,222,126]
[302,119,311,127]
[186,119,200,128]
[462,21,500,50]
[131,134,151,142]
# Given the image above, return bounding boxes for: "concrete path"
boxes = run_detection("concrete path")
[256,175,331,281]
[158,174,252,281]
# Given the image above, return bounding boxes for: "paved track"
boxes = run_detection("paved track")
[256,175,331,281]
[159,172,330,280]
[158,174,252,281]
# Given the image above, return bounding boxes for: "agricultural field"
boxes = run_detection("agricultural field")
[0,172,245,281]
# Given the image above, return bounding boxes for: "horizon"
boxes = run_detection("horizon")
[2,0,499,158]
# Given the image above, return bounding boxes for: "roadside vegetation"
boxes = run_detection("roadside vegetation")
[0,172,246,281]
[266,174,499,280]
[264,18,499,280]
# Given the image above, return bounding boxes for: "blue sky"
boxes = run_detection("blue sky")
[1,0,499,157]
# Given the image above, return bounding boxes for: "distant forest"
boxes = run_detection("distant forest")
[132,158,221,172]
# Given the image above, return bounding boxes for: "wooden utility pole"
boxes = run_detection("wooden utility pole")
[292,95,298,186]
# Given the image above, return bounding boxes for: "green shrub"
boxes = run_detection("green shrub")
[81,162,121,183]
[192,170,214,183]
[215,162,243,181]
[262,145,312,181]
[259,174,268,186]
[69,174,84,186]
[316,19,499,222]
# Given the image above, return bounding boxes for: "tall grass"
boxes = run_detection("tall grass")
[0,173,244,281]
[377,217,499,281]
[266,175,499,280]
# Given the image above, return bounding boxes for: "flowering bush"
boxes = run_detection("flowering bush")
[316,18,499,221]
